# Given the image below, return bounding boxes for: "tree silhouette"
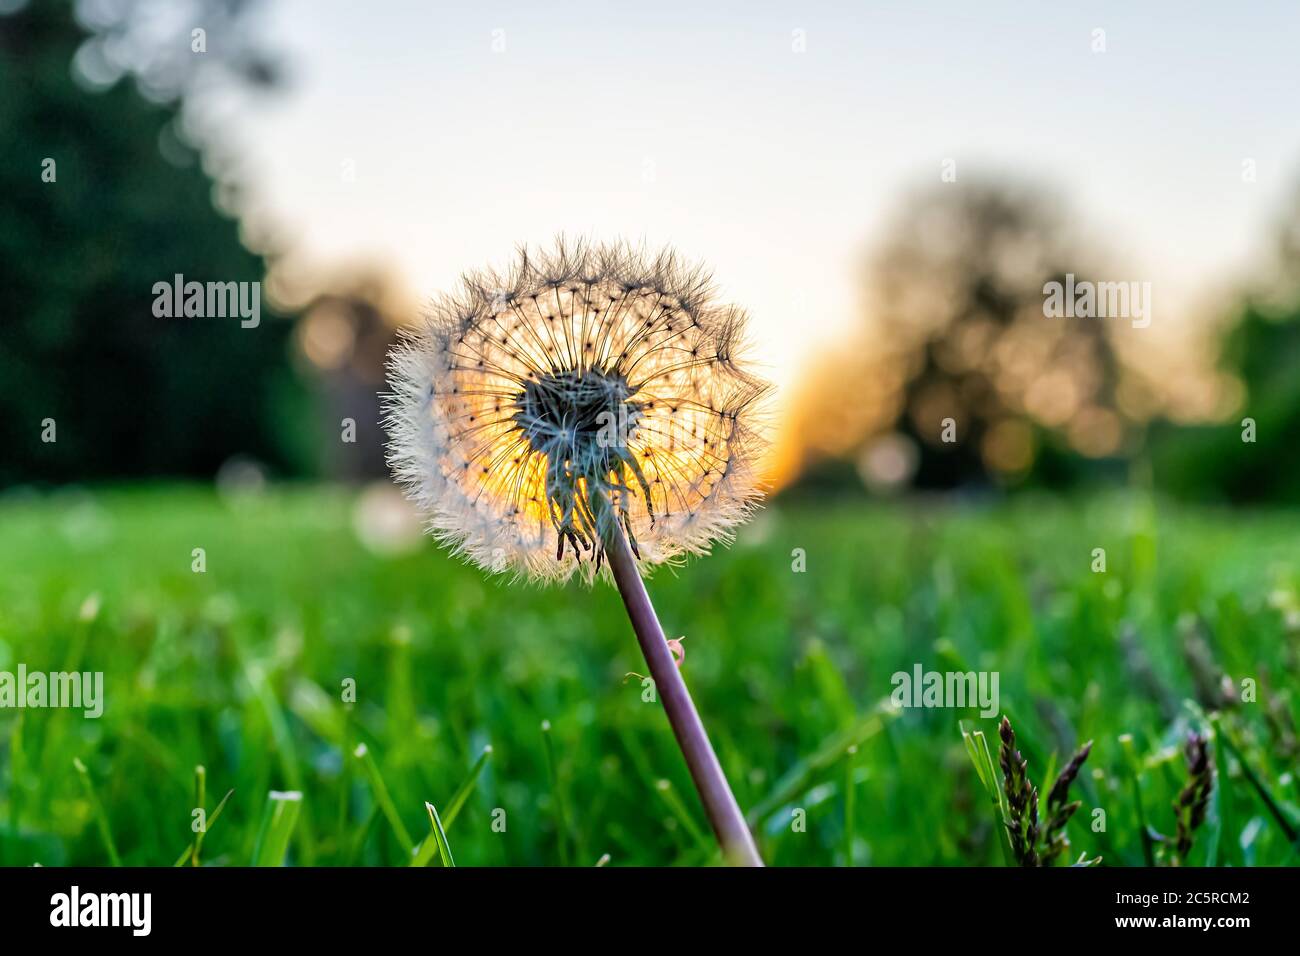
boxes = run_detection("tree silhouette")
[786,178,1128,491]
[0,0,311,484]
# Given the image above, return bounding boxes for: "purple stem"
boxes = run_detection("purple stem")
[604,524,764,867]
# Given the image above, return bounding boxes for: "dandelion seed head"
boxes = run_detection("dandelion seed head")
[384,238,771,583]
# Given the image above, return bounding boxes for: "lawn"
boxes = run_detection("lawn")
[0,485,1296,866]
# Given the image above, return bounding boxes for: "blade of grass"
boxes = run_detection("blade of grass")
[1217,720,1299,850]
[749,700,899,825]
[73,757,120,867]
[960,722,991,792]
[1207,714,1235,866]
[423,801,456,867]
[177,764,234,867]
[1119,734,1156,866]
[410,746,493,867]
[442,745,493,830]
[843,744,857,866]
[192,765,205,865]
[804,640,856,727]
[345,805,381,866]
[195,787,234,866]
[232,638,303,792]
[541,720,570,866]
[654,778,712,854]
[960,722,1014,865]
[353,743,414,852]
[975,731,1008,822]
[250,790,303,866]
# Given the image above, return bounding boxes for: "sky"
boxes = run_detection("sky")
[202,0,1300,399]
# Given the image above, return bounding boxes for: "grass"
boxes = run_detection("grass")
[0,484,1297,866]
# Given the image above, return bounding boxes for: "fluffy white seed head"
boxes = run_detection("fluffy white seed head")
[384,238,772,584]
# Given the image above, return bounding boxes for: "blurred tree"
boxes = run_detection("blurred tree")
[0,0,313,485]
[292,275,408,481]
[1150,181,1300,504]
[783,178,1129,492]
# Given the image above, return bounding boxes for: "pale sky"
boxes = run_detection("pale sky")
[200,0,1300,397]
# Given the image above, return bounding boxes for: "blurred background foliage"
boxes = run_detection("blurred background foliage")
[1149,213,1300,505]
[2,0,1298,502]
[0,0,319,484]
[784,176,1300,502]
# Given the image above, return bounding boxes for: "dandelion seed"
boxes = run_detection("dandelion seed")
[384,237,769,584]
[384,238,769,865]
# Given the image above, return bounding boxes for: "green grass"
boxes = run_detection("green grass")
[0,484,1297,866]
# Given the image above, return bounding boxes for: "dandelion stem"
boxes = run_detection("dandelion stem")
[603,523,763,866]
